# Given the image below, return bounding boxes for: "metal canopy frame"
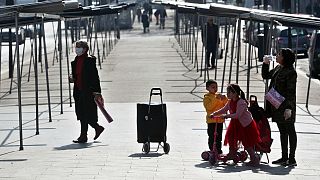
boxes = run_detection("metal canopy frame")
[0,0,134,151]
[153,0,320,107]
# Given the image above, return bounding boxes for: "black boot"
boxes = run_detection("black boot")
[283,154,297,167]
[73,134,88,143]
[272,153,288,165]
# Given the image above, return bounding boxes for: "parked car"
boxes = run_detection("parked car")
[243,24,310,56]
[308,30,320,79]
[274,26,311,57]
[0,28,25,45]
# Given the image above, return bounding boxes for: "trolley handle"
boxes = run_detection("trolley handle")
[149,87,163,105]
[249,95,258,107]
[146,87,165,117]
[150,87,162,96]
[250,95,257,102]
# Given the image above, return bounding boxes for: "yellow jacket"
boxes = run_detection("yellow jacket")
[203,92,228,123]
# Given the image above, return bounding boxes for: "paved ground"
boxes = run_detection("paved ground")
[1,10,320,180]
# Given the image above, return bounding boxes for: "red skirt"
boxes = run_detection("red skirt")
[224,119,261,149]
[240,120,261,148]
[224,118,242,150]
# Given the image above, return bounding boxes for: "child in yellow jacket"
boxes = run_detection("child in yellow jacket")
[203,80,228,154]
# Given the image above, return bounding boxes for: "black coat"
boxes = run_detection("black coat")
[202,23,219,52]
[262,64,297,123]
[71,55,101,121]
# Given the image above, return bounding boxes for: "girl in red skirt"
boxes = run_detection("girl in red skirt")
[211,84,261,166]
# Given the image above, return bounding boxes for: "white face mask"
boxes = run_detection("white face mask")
[75,47,84,56]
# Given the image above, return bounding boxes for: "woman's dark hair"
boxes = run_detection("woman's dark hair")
[206,79,217,88]
[227,84,248,104]
[280,48,295,67]
[76,40,89,51]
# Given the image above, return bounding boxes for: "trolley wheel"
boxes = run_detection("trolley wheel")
[163,143,170,154]
[143,142,150,154]
[201,151,210,161]
[209,152,216,165]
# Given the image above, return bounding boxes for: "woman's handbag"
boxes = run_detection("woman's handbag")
[265,87,285,109]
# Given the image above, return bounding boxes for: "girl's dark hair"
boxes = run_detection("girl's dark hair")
[206,79,217,88]
[280,48,295,67]
[227,84,248,104]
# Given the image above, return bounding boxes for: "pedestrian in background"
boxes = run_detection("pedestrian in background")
[202,17,219,69]
[159,8,167,29]
[262,48,298,167]
[136,6,142,23]
[203,79,228,154]
[69,40,105,143]
[141,10,150,33]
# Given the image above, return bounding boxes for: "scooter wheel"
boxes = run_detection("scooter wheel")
[239,151,248,162]
[201,151,210,161]
[233,154,240,164]
[209,152,216,165]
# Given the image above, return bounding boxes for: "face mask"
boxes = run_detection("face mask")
[75,47,84,56]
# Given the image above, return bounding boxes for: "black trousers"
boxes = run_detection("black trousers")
[74,89,99,135]
[205,49,217,67]
[80,119,99,135]
[277,122,297,158]
[207,123,223,153]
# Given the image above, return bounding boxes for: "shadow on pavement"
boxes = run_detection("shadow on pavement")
[128,153,164,158]
[195,160,294,175]
[53,143,94,150]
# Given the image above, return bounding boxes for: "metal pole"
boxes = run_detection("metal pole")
[246,18,253,99]
[58,19,63,114]
[221,20,231,93]
[64,21,72,107]
[15,12,23,151]
[42,15,52,122]
[9,28,13,80]
[34,21,39,135]
[94,19,102,69]
[228,18,237,84]
[236,18,241,84]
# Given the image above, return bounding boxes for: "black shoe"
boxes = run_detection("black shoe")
[73,136,88,143]
[272,157,288,164]
[94,126,105,140]
[282,158,297,167]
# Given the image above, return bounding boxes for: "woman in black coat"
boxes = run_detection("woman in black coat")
[70,40,104,143]
[262,48,297,167]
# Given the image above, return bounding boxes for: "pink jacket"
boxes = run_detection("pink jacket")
[213,98,253,127]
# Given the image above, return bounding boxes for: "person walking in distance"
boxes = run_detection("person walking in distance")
[141,10,150,33]
[69,40,105,143]
[202,17,219,69]
[262,48,298,167]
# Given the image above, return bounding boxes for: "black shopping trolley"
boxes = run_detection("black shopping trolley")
[137,88,170,154]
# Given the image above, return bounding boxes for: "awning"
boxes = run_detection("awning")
[59,2,136,18]
[0,0,79,14]
[152,0,320,29]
